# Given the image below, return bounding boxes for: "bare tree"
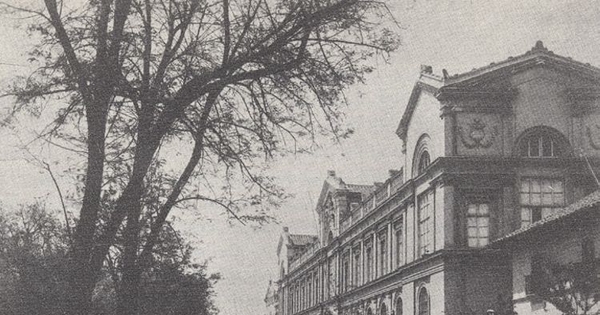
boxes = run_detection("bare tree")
[2,0,399,314]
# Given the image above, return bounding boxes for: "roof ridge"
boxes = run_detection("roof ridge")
[444,40,600,84]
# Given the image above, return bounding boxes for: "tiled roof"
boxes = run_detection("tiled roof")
[288,234,318,247]
[346,184,376,196]
[493,190,600,245]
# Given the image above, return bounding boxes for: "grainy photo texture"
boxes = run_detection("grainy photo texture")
[0,1,599,315]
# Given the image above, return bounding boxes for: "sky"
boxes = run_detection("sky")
[1,1,600,314]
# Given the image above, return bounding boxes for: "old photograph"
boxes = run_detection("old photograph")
[0,1,599,315]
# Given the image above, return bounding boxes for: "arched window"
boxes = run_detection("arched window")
[327,230,334,245]
[418,151,430,174]
[395,298,403,315]
[517,126,569,157]
[380,303,387,315]
[418,287,430,315]
[367,307,374,315]
[413,134,432,177]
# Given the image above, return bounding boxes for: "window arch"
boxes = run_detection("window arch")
[413,134,432,176]
[418,151,430,174]
[367,307,374,315]
[418,287,430,315]
[395,297,403,315]
[516,126,570,157]
[379,303,387,315]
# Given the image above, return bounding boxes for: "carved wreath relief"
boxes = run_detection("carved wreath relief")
[586,124,600,150]
[457,118,498,149]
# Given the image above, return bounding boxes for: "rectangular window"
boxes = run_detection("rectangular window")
[341,252,350,292]
[353,246,361,287]
[418,191,434,257]
[314,273,319,304]
[378,230,388,277]
[467,202,490,247]
[395,218,404,268]
[520,178,564,227]
[365,240,373,282]
[328,259,334,299]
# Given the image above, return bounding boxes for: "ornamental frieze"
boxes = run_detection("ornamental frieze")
[457,118,498,149]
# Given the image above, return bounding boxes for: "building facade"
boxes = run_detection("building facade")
[270,41,600,315]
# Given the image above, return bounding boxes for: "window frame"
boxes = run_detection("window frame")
[352,244,361,287]
[517,126,570,158]
[394,217,404,268]
[418,287,430,315]
[418,151,431,174]
[465,198,491,248]
[378,229,388,277]
[364,238,374,283]
[418,191,434,258]
[395,297,403,315]
[519,177,565,227]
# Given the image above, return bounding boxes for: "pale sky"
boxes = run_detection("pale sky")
[1,1,600,315]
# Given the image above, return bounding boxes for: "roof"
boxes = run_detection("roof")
[493,190,600,245]
[315,171,374,212]
[444,41,600,86]
[346,184,377,196]
[288,234,317,247]
[396,41,600,140]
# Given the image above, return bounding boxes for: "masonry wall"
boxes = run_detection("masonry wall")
[405,91,445,178]
[445,254,511,315]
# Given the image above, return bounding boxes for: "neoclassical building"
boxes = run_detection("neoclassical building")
[268,41,600,315]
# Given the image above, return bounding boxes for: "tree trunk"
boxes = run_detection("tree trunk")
[116,140,162,315]
[117,200,143,315]
[65,93,110,314]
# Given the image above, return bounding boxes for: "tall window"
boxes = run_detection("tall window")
[342,253,350,292]
[353,246,361,287]
[418,151,431,174]
[328,259,335,298]
[418,287,430,315]
[380,303,388,315]
[467,202,490,247]
[395,298,403,315]
[395,218,404,268]
[365,240,373,282]
[418,192,434,257]
[520,178,564,227]
[314,273,320,304]
[378,230,388,277]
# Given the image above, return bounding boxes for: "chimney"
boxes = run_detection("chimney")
[420,65,433,74]
[327,170,336,177]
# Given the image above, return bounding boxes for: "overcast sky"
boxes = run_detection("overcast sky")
[1,1,600,314]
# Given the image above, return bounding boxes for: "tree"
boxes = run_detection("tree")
[1,0,399,314]
[532,259,600,315]
[0,201,220,315]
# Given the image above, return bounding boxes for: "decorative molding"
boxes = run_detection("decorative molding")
[457,118,498,149]
[586,124,600,150]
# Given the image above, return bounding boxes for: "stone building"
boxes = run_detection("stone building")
[269,41,600,315]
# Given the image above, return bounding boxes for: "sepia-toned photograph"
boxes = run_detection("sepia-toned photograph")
[0,1,599,314]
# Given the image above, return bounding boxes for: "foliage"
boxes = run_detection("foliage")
[0,201,219,315]
[532,259,600,315]
[1,0,399,313]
